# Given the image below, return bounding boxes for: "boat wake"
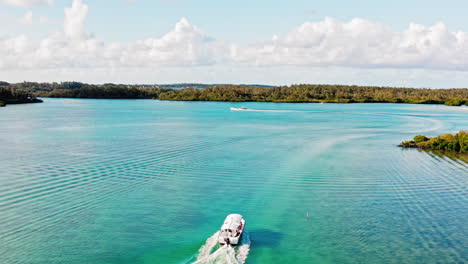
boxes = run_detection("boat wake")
[192,231,250,264]
[232,108,319,113]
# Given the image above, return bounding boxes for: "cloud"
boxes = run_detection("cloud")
[0,1,227,70]
[1,0,95,69]
[64,0,88,39]
[120,17,228,67]
[232,17,468,70]
[0,34,30,69]
[1,0,468,74]
[18,10,33,24]
[17,10,48,25]
[0,0,53,8]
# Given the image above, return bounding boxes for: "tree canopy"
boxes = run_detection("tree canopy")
[158,84,468,105]
[1,82,467,106]
[0,87,42,107]
[400,131,468,154]
[3,82,171,100]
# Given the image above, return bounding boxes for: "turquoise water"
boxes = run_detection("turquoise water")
[0,99,467,264]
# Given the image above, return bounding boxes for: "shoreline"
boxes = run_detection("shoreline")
[155,98,468,106]
[399,131,468,155]
[399,145,468,155]
[1,82,466,107]
[0,99,43,107]
[32,97,468,107]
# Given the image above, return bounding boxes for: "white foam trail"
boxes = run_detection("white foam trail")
[241,109,319,113]
[233,108,447,134]
[404,116,444,133]
[192,231,250,264]
[234,231,250,264]
[194,232,220,261]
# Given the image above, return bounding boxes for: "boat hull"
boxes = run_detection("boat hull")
[218,218,245,245]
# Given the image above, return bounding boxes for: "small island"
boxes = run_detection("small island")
[399,131,468,154]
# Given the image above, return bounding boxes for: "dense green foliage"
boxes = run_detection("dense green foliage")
[0,85,42,106]
[4,82,170,99]
[444,99,467,106]
[37,86,167,99]
[158,84,468,105]
[2,81,467,106]
[400,131,468,154]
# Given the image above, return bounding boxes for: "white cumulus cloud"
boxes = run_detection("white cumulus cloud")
[120,17,228,67]
[1,0,468,74]
[64,0,88,39]
[0,0,227,70]
[0,0,53,8]
[232,17,468,70]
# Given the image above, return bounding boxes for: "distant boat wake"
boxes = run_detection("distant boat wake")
[245,109,316,113]
[192,231,250,264]
[230,107,446,133]
[231,107,318,113]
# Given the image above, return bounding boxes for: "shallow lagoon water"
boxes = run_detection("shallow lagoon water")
[0,99,467,263]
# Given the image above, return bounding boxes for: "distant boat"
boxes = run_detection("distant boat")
[218,214,246,245]
[230,107,248,111]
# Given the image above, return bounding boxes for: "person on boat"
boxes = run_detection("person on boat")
[236,224,242,236]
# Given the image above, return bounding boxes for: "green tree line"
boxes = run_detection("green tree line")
[0,82,42,107]
[9,82,170,99]
[399,131,468,154]
[159,84,468,105]
[1,81,467,106]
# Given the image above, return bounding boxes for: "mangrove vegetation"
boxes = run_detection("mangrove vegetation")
[158,85,468,105]
[1,81,467,106]
[11,82,170,99]
[399,131,468,154]
[0,83,42,107]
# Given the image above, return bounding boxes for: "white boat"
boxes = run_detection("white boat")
[230,107,247,111]
[218,214,246,245]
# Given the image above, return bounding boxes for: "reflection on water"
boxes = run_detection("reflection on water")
[422,149,468,164]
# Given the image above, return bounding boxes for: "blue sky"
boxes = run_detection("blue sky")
[1,0,468,87]
[4,0,468,42]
